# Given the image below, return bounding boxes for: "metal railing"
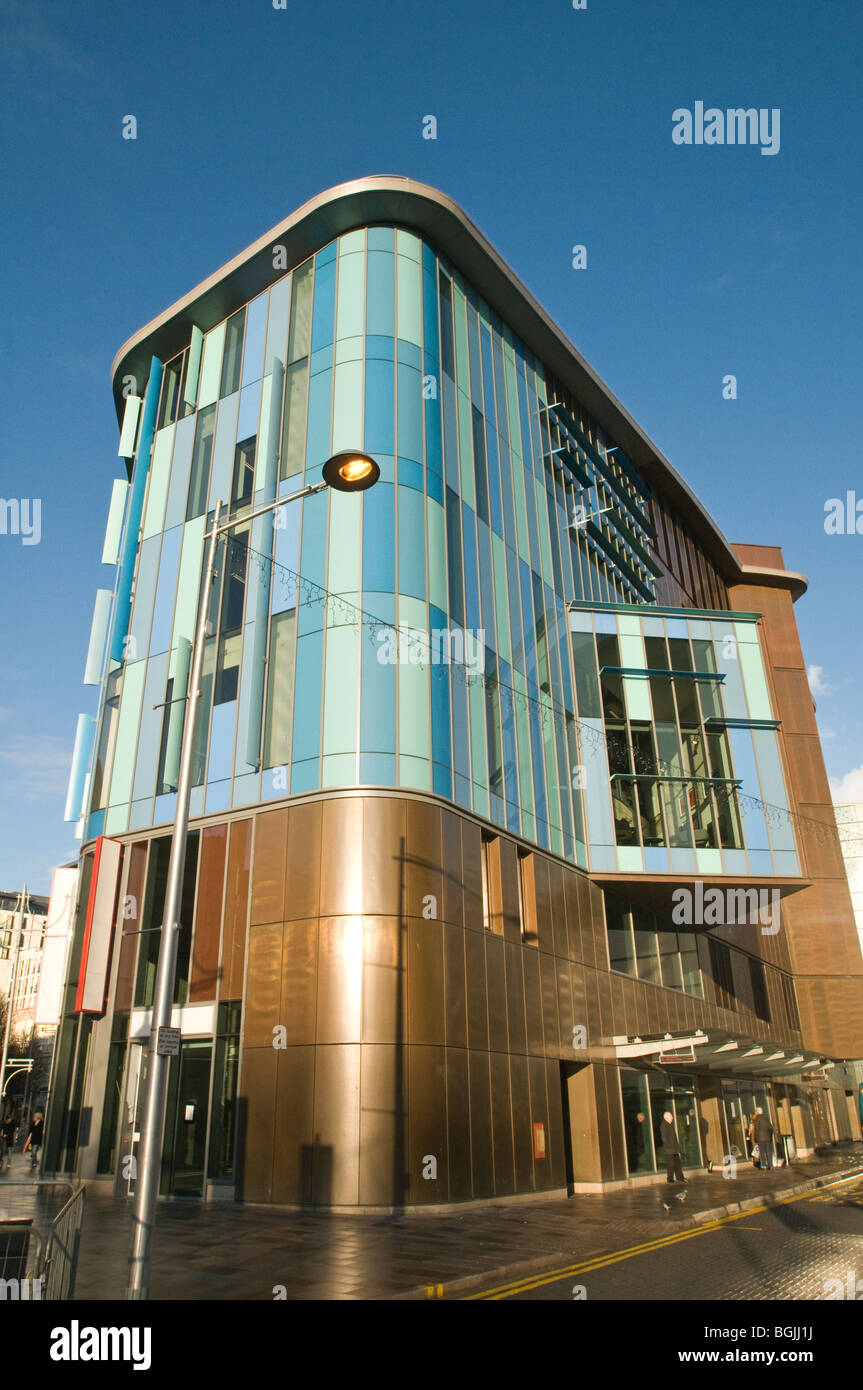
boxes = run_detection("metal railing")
[0,1181,84,1300]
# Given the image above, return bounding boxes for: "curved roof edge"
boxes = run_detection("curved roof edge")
[110,175,805,600]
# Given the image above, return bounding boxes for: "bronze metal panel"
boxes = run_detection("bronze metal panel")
[523,949,544,1054]
[527,1055,552,1189]
[407,1044,448,1204]
[362,917,404,1044]
[563,867,585,964]
[190,823,227,1001]
[440,810,463,928]
[485,933,508,1052]
[442,921,467,1048]
[222,818,252,1000]
[406,798,443,924]
[468,1050,494,1198]
[497,838,521,940]
[547,860,567,960]
[115,840,147,1013]
[584,968,601,1042]
[503,940,526,1056]
[237,1046,276,1202]
[316,916,363,1043]
[319,797,363,917]
[544,1058,568,1189]
[445,1048,472,1201]
[578,873,598,968]
[272,1044,315,1204]
[282,918,318,1045]
[571,962,587,1043]
[556,955,574,1055]
[490,1051,515,1195]
[461,818,484,932]
[312,1043,361,1206]
[249,808,287,925]
[509,1052,533,1191]
[285,799,322,921]
[596,969,613,1041]
[359,1044,407,1206]
[362,796,407,915]
[464,929,489,1050]
[407,917,445,1045]
[539,951,560,1055]
[243,922,283,1048]
[533,854,554,954]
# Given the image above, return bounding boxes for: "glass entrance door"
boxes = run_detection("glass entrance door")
[160,1040,213,1196]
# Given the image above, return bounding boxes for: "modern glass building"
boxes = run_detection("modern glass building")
[48,178,863,1204]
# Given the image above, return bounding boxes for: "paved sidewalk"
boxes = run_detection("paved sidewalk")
[63,1142,863,1301]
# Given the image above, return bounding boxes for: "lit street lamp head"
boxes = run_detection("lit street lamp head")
[322,450,380,493]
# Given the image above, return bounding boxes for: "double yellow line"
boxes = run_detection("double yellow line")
[464,1173,862,1300]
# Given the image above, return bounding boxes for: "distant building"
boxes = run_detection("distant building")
[0,890,50,1035]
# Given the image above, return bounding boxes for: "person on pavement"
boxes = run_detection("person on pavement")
[23,1112,43,1171]
[753,1107,774,1170]
[660,1110,685,1185]
[698,1112,714,1172]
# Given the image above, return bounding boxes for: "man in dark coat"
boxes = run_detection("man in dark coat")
[753,1107,774,1170]
[660,1110,685,1184]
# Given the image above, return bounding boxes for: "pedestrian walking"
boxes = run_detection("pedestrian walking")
[660,1110,685,1185]
[1,1112,16,1169]
[698,1112,713,1172]
[752,1107,774,1170]
[23,1112,43,1171]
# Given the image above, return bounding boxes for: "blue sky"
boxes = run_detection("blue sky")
[1,0,860,892]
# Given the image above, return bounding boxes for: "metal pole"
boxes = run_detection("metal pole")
[125,478,324,1300]
[127,503,222,1300]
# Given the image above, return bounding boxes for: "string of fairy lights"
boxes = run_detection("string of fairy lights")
[220,530,855,857]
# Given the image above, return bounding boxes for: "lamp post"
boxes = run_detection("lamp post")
[127,451,378,1300]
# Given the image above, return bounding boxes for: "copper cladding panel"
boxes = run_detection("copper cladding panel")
[221,818,251,1000]
[190,823,227,1002]
[249,809,287,926]
[285,800,322,921]
[115,840,147,1014]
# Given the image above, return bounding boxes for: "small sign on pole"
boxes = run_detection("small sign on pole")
[155,1027,181,1057]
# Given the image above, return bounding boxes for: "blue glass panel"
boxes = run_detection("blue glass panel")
[265,276,292,368]
[427,468,444,505]
[423,267,440,364]
[360,618,396,755]
[291,629,324,765]
[241,293,268,387]
[397,339,422,371]
[305,369,332,478]
[398,486,426,600]
[271,487,301,614]
[429,604,451,773]
[297,491,327,636]
[519,559,538,687]
[162,413,195,532]
[364,358,394,456]
[148,525,182,657]
[476,519,495,640]
[367,227,393,252]
[310,345,333,375]
[498,432,516,549]
[207,700,236,783]
[461,503,480,631]
[311,257,336,352]
[205,780,231,814]
[366,251,394,337]
[366,335,395,360]
[398,457,423,492]
[728,727,771,850]
[316,239,337,266]
[363,482,395,592]
[397,362,423,463]
[291,758,318,795]
[237,381,261,442]
[506,545,523,671]
[87,808,106,841]
[445,488,464,627]
[751,729,796,853]
[433,762,452,799]
[360,753,396,785]
[128,535,160,660]
[442,374,459,491]
[209,392,239,510]
[133,652,170,801]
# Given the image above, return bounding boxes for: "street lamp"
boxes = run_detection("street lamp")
[127,451,378,1300]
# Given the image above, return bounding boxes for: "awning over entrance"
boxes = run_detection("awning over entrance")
[610,1028,838,1083]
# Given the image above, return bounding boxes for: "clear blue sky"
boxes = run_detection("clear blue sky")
[1,0,861,892]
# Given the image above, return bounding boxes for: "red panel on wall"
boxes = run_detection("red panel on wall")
[75,836,123,1014]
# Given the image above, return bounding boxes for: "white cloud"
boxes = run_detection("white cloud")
[807,665,832,697]
[0,731,72,804]
[830,765,863,805]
